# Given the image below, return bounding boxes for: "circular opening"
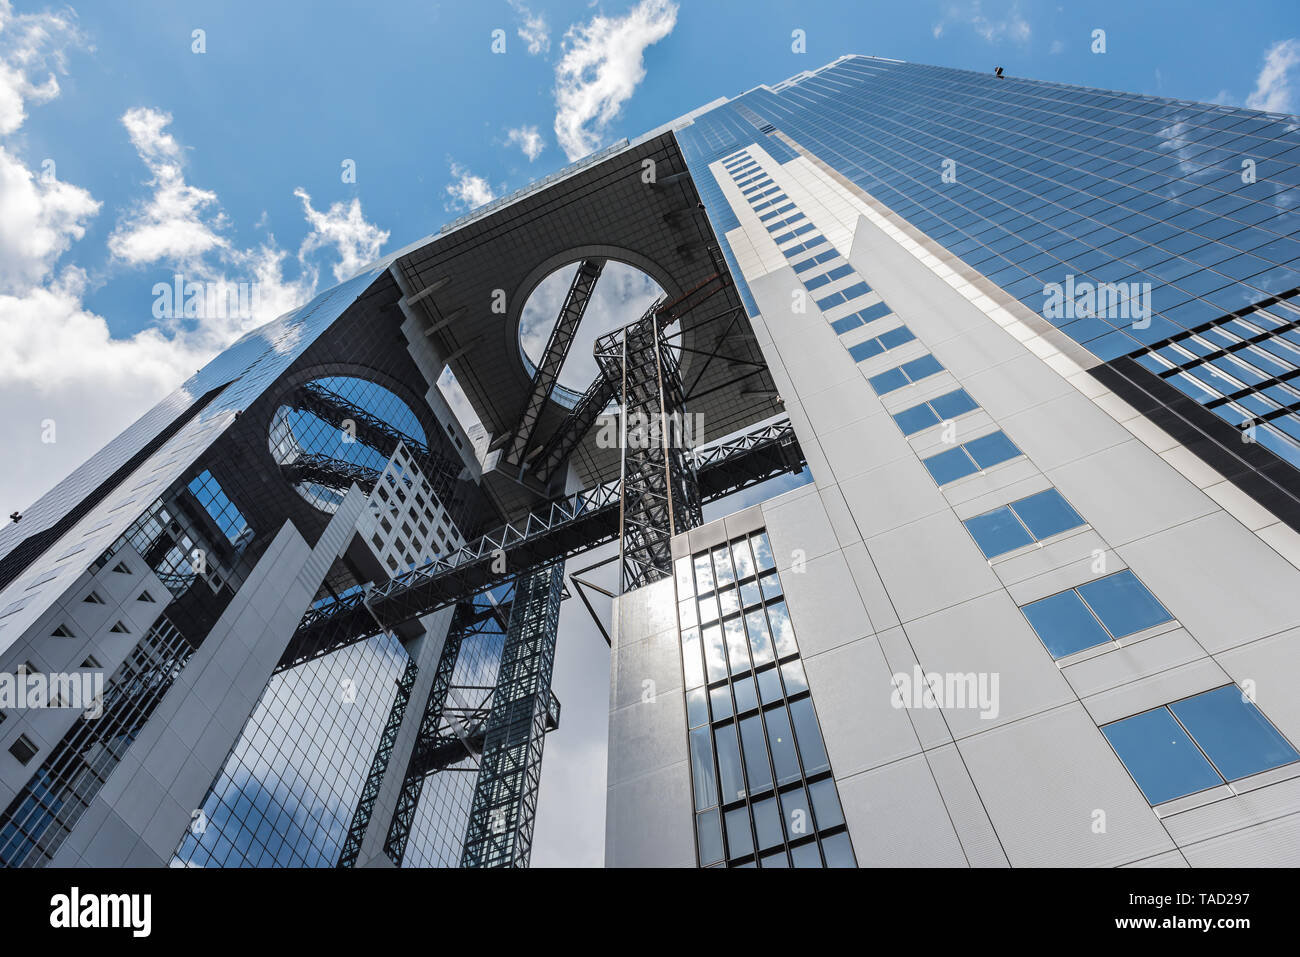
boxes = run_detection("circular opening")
[269,375,427,514]
[518,261,665,407]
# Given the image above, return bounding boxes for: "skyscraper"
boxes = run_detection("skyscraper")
[1,54,1299,869]
[612,55,1300,868]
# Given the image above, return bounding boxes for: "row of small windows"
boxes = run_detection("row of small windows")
[723,150,935,425]
[1133,301,1300,470]
[764,207,806,230]
[721,140,1300,812]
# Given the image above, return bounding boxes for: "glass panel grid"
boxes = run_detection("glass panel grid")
[675,529,856,868]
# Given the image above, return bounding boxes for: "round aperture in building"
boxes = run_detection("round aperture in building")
[269,376,427,513]
[517,260,665,407]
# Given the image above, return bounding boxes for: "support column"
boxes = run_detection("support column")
[459,562,564,867]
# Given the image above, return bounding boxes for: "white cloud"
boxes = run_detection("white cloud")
[108,107,230,267]
[0,143,99,292]
[509,0,550,55]
[0,3,97,293]
[0,42,387,514]
[1049,39,1064,55]
[1246,38,1300,114]
[294,188,389,282]
[933,1,1031,46]
[553,0,678,161]
[0,0,81,137]
[444,161,496,211]
[506,124,545,161]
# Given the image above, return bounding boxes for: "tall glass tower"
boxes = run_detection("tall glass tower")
[2,53,1299,870]
[607,56,1300,868]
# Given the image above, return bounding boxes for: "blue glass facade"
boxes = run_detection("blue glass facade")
[678,54,1300,522]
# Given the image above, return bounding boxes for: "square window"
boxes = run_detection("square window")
[893,403,941,435]
[964,431,1021,469]
[830,314,863,335]
[1010,488,1084,540]
[781,659,809,696]
[725,618,751,675]
[790,841,823,868]
[901,354,943,382]
[964,506,1034,558]
[686,687,709,728]
[877,325,915,350]
[848,339,884,362]
[731,539,756,580]
[868,367,909,395]
[856,301,890,324]
[928,388,978,419]
[1169,686,1300,781]
[1077,570,1172,638]
[8,734,37,765]
[1021,589,1111,658]
[1102,707,1223,805]
[821,831,856,868]
[745,609,774,665]
[693,555,714,593]
[922,447,978,485]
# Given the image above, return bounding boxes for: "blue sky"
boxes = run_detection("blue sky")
[0,0,1297,866]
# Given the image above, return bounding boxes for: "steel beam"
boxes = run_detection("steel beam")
[336,657,419,867]
[504,258,605,470]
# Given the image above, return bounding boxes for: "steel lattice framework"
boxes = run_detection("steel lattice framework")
[280,453,381,494]
[502,258,605,471]
[459,562,564,867]
[597,309,702,592]
[336,656,418,868]
[382,599,480,865]
[276,416,803,672]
